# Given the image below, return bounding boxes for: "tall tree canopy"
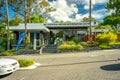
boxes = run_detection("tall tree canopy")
[8,0,55,23]
[102,15,120,32]
[0,0,55,23]
[30,14,44,23]
[106,0,120,16]
[9,15,23,26]
[101,0,120,32]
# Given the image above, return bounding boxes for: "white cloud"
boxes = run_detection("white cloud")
[83,0,108,5]
[92,0,108,4]
[74,14,88,22]
[49,0,78,22]
[84,5,89,10]
[74,9,108,22]
[92,9,108,18]
[83,0,108,10]
[47,0,108,22]
[84,4,93,10]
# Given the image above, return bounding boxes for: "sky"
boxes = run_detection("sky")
[8,0,110,23]
[47,0,110,23]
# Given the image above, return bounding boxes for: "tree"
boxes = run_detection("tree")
[103,0,120,32]
[8,0,55,47]
[8,0,35,46]
[9,15,23,26]
[30,14,44,23]
[0,22,7,37]
[38,0,56,22]
[0,0,10,50]
[106,0,120,16]
[95,24,112,31]
[0,0,55,52]
[102,15,120,32]
[0,0,6,20]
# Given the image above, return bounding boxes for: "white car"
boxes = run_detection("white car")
[0,58,19,76]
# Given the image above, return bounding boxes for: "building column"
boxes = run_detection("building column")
[41,34,44,45]
[34,32,37,50]
[63,31,66,41]
[13,31,17,44]
[39,33,41,47]
[39,32,44,54]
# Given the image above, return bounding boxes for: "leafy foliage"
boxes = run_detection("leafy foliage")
[9,16,23,26]
[39,0,56,21]
[0,24,7,37]
[58,41,83,51]
[99,43,110,49]
[102,15,120,29]
[18,59,35,67]
[103,0,120,32]
[0,38,7,52]
[30,14,44,23]
[96,32,117,43]
[106,0,120,16]
[0,50,18,56]
[95,24,112,31]
[54,37,63,44]
[110,41,120,46]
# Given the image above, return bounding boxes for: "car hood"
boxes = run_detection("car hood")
[0,58,17,66]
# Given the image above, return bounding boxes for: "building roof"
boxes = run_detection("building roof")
[45,22,98,29]
[8,23,50,33]
[7,22,98,32]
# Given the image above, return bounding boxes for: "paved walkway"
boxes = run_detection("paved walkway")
[1,49,120,80]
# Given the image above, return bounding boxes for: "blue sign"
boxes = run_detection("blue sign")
[16,33,25,50]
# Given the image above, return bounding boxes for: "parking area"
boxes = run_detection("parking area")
[0,49,120,80]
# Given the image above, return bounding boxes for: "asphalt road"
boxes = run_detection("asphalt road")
[0,49,120,80]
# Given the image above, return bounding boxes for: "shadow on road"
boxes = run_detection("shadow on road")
[100,63,120,71]
[40,59,118,67]
[0,73,12,79]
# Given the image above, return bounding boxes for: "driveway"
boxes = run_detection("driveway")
[0,49,120,80]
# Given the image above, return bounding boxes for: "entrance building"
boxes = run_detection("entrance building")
[8,22,98,50]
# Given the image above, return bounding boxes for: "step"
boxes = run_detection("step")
[42,44,58,53]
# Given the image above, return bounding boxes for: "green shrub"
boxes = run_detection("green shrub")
[18,59,35,67]
[81,42,87,46]
[54,37,63,44]
[68,41,76,45]
[0,50,18,56]
[76,44,84,50]
[58,45,72,50]
[58,42,83,51]
[72,37,79,44]
[110,41,120,46]
[80,41,99,47]
[0,51,12,56]
[99,43,110,49]
[0,38,7,52]
[96,32,117,43]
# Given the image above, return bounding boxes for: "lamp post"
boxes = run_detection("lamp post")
[89,0,92,44]
[6,0,10,50]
